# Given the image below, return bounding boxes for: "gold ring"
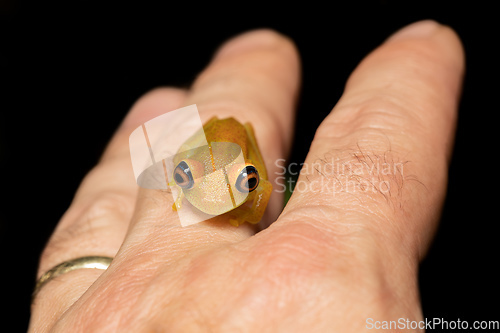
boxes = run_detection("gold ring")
[33,256,113,299]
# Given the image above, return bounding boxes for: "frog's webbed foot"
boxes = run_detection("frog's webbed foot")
[229,218,241,227]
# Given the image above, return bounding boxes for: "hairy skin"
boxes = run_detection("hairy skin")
[30,21,464,332]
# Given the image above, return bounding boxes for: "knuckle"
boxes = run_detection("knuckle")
[317,96,421,142]
[348,96,418,131]
[80,160,137,194]
[64,191,134,233]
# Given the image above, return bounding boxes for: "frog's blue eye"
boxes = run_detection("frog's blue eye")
[174,161,194,189]
[236,165,259,193]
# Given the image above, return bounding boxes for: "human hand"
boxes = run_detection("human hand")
[29,20,464,332]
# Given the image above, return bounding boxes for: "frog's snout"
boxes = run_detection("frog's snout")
[184,169,250,216]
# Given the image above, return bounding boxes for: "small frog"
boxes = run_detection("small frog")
[170,117,272,226]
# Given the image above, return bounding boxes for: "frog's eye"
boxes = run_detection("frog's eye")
[235,165,259,193]
[173,161,194,189]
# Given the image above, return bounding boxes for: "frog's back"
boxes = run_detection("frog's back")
[174,117,244,160]
[204,118,248,154]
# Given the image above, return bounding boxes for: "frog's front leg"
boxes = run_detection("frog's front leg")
[172,189,185,212]
[228,178,273,226]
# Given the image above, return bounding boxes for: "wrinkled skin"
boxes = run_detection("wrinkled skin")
[30,21,464,332]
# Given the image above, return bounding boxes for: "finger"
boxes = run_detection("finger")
[32,88,187,311]
[185,28,300,222]
[120,29,300,253]
[273,21,464,261]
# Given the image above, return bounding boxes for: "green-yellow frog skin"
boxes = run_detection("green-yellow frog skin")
[171,117,272,226]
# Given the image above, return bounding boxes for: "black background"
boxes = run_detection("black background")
[1,2,498,331]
